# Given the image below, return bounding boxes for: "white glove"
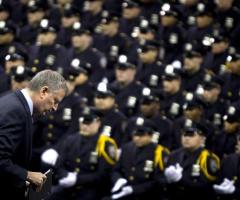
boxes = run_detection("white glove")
[59,172,77,188]
[112,186,133,199]
[213,178,236,194]
[164,163,183,183]
[41,148,59,166]
[111,178,128,193]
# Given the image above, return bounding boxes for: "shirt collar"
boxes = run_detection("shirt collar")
[21,88,33,116]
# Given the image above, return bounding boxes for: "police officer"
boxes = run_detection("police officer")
[181,49,205,93]
[139,87,173,149]
[19,0,48,46]
[93,11,132,81]
[203,33,230,75]
[0,52,28,94]
[221,52,240,103]
[164,120,220,200]
[68,22,107,83]
[111,56,144,117]
[119,0,142,37]
[46,106,118,200]
[94,81,127,147]
[81,0,105,31]
[136,40,165,90]
[199,73,226,131]
[27,18,68,73]
[172,93,215,150]
[110,117,169,200]
[160,64,185,120]
[157,3,185,64]
[56,4,81,48]
[213,104,240,159]
[186,2,215,54]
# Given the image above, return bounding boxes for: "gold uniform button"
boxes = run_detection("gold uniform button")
[75,158,81,163]
[227,91,232,97]
[75,168,80,173]
[49,115,54,120]
[48,124,53,129]
[34,59,39,64]
[145,174,150,179]
[129,176,134,181]
[47,133,53,138]
[76,186,82,190]
[131,167,135,172]
[91,166,95,170]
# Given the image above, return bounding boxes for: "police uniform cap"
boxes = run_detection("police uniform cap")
[183,96,203,110]
[138,40,159,53]
[122,0,141,9]
[182,119,207,136]
[95,82,115,98]
[69,58,92,76]
[131,117,157,136]
[140,87,159,104]
[27,0,48,12]
[10,65,34,82]
[195,3,214,17]
[115,55,136,70]
[160,3,179,18]
[38,19,57,33]
[184,50,202,58]
[63,4,80,17]
[5,52,26,62]
[223,105,240,123]
[226,52,240,62]
[0,21,16,35]
[72,22,92,35]
[202,74,223,90]
[101,11,119,24]
[162,64,181,81]
[79,107,102,124]
[0,3,11,13]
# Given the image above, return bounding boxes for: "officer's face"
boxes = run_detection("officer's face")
[115,68,136,85]
[216,0,234,10]
[196,15,213,28]
[62,16,79,28]
[139,50,158,63]
[161,15,177,27]
[202,88,220,103]
[80,119,101,136]
[34,87,66,116]
[183,57,202,72]
[27,11,45,25]
[181,132,204,151]
[138,32,155,41]
[162,79,180,94]
[71,34,91,49]
[184,108,202,120]
[94,96,115,110]
[140,102,159,117]
[101,22,118,36]
[212,41,229,54]
[0,32,14,44]
[123,7,141,19]
[133,134,152,147]
[37,32,56,45]
[224,120,239,133]
[226,60,240,74]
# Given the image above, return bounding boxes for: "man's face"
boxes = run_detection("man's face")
[34,87,66,116]
[132,134,152,147]
[181,132,204,150]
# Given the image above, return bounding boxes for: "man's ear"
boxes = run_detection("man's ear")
[40,86,49,99]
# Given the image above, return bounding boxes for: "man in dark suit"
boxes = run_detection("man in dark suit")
[0,69,68,199]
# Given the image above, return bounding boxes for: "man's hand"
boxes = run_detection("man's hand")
[27,171,47,192]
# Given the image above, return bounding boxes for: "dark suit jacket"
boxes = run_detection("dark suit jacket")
[0,90,33,199]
